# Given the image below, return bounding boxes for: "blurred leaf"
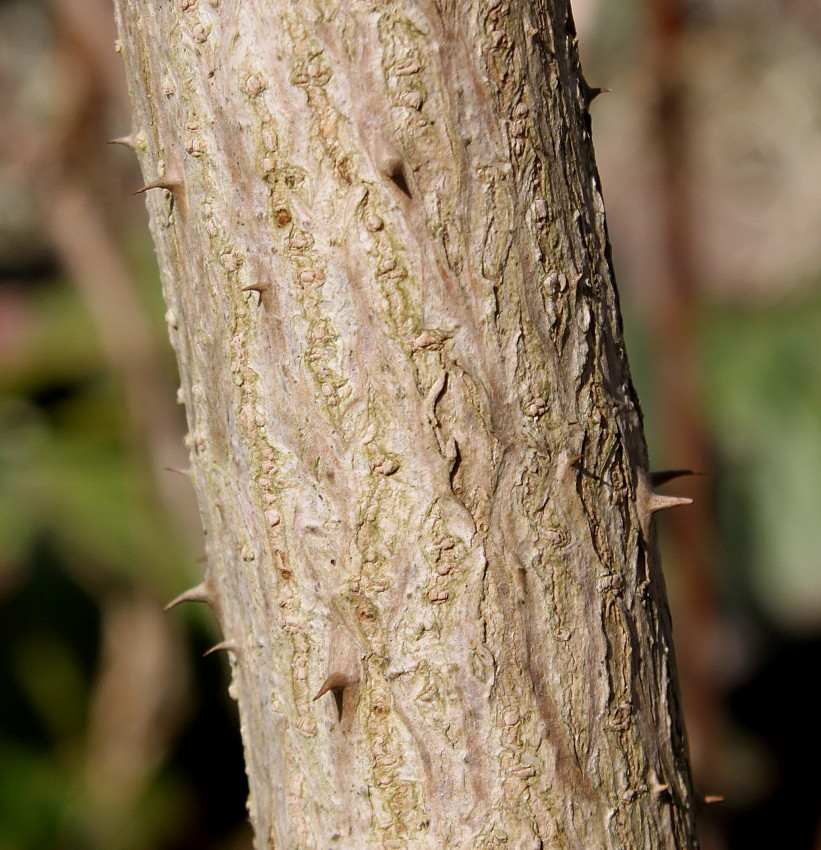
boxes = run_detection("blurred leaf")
[12,634,87,743]
[0,740,76,850]
[703,292,821,632]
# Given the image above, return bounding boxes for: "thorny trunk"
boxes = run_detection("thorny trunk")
[113,0,700,847]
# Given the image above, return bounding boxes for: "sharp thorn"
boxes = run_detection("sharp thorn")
[704,795,724,805]
[203,640,237,657]
[313,672,357,721]
[582,81,612,108]
[163,582,210,612]
[312,672,356,702]
[637,471,692,537]
[164,466,192,477]
[241,284,269,306]
[134,179,179,196]
[381,158,412,198]
[648,493,693,514]
[108,134,138,149]
[650,469,703,487]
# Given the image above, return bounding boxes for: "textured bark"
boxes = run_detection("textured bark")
[113,1,699,847]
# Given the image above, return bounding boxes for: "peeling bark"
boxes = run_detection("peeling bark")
[113,0,700,847]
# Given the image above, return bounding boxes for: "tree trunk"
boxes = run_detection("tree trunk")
[112,1,700,847]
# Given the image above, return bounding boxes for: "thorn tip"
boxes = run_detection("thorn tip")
[313,672,358,721]
[133,179,178,196]
[648,494,693,514]
[313,672,356,701]
[203,640,236,657]
[164,582,211,612]
[108,134,139,149]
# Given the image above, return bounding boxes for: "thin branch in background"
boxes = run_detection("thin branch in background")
[643,0,725,842]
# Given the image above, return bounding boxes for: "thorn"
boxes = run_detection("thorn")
[582,80,612,108]
[163,582,210,612]
[648,493,693,514]
[203,640,237,657]
[241,283,269,295]
[651,781,670,796]
[636,469,692,538]
[650,469,703,487]
[164,466,192,476]
[313,672,358,721]
[563,453,584,475]
[241,283,270,306]
[559,452,584,482]
[704,795,724,805]
[313,672,356,701]
[381,157,412,198]
[108,134,139,149]
[133,178,181,196]
[133,172,186,215]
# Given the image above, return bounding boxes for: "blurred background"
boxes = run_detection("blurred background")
[0,0,819,847]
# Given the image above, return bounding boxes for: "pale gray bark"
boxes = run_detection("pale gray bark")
[113,1,699,847]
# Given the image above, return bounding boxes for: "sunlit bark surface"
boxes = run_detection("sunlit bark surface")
[114,1,699,847]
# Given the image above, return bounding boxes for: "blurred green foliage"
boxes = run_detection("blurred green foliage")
[0,257,250,849]
[703,293,821,633]
[0,281,185,590]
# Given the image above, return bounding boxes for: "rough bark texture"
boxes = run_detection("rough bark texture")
[113,1,699,847]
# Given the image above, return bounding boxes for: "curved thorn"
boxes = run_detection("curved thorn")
[648,494,693,514]
[582,81,612,108]
[163,582,210,612]
[312,672,356,702]
[133,179,179,196]
[203,640,236,657]
[313,672,357,722]
[241,283,269,306]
